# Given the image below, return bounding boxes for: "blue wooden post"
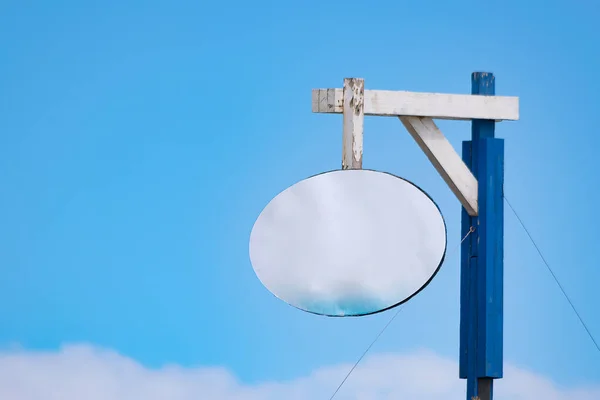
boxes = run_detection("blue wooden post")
[459,72,504,400]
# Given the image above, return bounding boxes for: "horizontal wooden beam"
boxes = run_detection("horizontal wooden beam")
[400,116,478,216]
[312,88,519,121]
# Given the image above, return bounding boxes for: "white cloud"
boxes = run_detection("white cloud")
[0,344,597,400]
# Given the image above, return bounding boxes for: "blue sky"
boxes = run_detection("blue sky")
[1,0,599,398]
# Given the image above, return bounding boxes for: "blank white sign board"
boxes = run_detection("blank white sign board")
[249,169,447,317]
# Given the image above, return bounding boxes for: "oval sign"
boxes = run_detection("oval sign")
[249,169,447,317]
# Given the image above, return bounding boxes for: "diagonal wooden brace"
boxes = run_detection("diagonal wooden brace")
[400,116,478,216]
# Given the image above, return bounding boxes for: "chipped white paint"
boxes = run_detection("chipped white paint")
[342,78,364,169]
[400,116,478,216]
[313,88,519,121]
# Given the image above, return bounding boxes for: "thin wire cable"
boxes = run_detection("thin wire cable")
[504,195,600,353]
[327,305,403,400]
[328,226,475,400]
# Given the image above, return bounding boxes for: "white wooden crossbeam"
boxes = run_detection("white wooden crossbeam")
[400,116,478,216]
[312,88,519,121]
[311,78,520,216]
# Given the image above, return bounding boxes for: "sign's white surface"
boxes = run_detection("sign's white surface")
[249,169,446,316]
